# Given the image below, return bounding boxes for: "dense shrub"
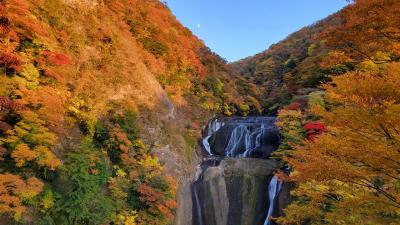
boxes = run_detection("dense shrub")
[42,139,113,225]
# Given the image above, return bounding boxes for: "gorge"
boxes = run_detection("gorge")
[1,0,399,224]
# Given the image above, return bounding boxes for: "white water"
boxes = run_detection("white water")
[202,118,224,155]
[202,117,278,158]
[225,122,269,157]
[264,176,282,225]
[225,125,247,157]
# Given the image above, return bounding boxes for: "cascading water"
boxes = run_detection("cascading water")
[264,176,282,225]
[202,117,280,158]
[191,116,284,225]
[202,118,225,155]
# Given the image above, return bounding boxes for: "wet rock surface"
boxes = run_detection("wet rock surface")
[191,158,283,225]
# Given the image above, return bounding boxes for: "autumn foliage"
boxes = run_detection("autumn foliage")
[0,97,26,111]
[285,102,302,111]
[0,0,398,223]
[95,110,178,225]
[278,63,400,224]
[0,0,258,223]
[233,0,400,114]
[303,121,326,141]
[0,52,22,71]
[269,1,400,224]
[322,0,400,61]
[40,51,71,66]
[0,174,43,221]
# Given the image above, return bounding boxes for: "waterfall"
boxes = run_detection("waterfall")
[264,176,282,225]
[192,117,283,225]
[192,183,204,225]
[201,117,280,158]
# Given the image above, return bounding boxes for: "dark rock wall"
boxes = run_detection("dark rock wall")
[190,158,285,225]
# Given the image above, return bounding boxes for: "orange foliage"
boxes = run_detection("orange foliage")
[165,199,178,210]
[0,51,22,71]
[0,173,43,221]
[0,0,46,38]
[41,68,65,83]
[322,0,400,61]
[108,127,133,161]
[11,144,37,167]
[40,51,71,66]
[137,184,163,203]
[0,97,26,111]
[10,144,61,170]
[137,182,177,223]
[156,203,174,221]
[280,63,400,224]
[24,177,44,196]
[21,86,66,128]
[319,51,352,69]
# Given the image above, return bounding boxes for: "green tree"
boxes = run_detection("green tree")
[42,139,112,225]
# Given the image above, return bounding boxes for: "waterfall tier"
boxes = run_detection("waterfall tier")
[202,117,281,158]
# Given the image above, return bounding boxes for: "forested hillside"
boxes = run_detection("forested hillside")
[231,0,400,115]
[234,0,400,224]
[0,0,262,224]
[230,17,337,114]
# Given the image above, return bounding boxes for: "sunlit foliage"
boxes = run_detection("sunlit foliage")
[232,0,400,114]
[278,63,400,224]
[1,0,192,223]
[0,174,43,221]
[94,110,178,225]
[269,1,400,223]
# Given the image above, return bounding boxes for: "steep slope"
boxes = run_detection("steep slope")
[230,15,341,114]
[231,0,400,114]
[0,0,262,224]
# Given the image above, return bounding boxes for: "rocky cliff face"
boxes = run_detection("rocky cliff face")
[177,157,290,225]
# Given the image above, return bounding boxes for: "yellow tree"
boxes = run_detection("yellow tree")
[1,111,62,171]
[279,62,400,224]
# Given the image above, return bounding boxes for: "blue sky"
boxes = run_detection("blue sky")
[164,0,348,62]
